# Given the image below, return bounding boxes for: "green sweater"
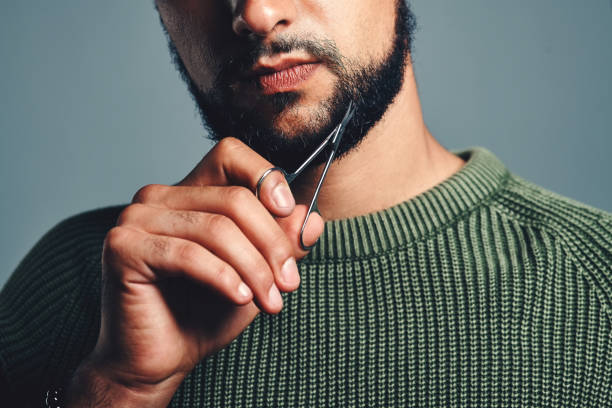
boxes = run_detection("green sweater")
[1,148,610,407]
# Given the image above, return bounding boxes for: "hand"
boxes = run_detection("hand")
[68,138,324,407]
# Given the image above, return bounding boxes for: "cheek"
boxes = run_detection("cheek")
[323,0,396,65]
[158,1,229,91]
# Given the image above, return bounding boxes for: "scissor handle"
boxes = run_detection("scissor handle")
[255,167,287,199]
[255,166,317,251]
[297,142,339,250]
[255,102,355,251]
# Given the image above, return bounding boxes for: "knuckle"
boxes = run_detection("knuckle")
[116,203,144,226]
[132,184,165,204]
[177,241,201,268]
[204,213,233,235]
[212,263,235,287]
[226,185,254,205]
[215,137,244,156]
[104,226,130,251]
[102,227,134,268]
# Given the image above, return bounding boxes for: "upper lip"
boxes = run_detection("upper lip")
[243,58,320,79]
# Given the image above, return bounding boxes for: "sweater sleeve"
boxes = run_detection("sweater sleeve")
[564,212,612,406]
[490,174,612,402]
[566,212,612,322]
[0,206,125,404]
[496,174,612,321]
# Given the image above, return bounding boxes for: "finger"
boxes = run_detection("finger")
[102,226,253,307]
[118,199,299,294]
[118,203,285,313]
[145,187,325,259]
[178,137,295,217]
[128,187,304,288]
[276,205,325,258]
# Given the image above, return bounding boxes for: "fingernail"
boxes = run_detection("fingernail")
[238,282,252,299]
[268,284,283,309]
[280,257,299,286]
[272,183,294,209]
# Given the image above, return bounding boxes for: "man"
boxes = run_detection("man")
[1,0,610,407]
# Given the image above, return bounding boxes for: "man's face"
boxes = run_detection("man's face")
[156,0,416,170]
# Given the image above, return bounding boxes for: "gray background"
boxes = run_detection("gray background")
[1,1,611,287]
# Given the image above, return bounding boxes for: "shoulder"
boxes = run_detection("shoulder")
[34,205,126,260]
[0,205,126,393]
[5,205,127,288]
[3,204,127,293]
[490,173,611,248]
[490,173,611,315]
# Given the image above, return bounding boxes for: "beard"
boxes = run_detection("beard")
[161,1,417,172]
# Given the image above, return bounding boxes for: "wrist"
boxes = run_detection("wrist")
[64,358,184,408]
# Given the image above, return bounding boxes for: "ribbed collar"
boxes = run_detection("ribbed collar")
[304,147,510,261]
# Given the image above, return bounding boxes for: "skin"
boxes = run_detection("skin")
[63,0,465,406]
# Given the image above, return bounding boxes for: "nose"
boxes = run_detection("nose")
[232,0,297,37]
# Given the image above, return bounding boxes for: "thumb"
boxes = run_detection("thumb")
[276,205,325,259]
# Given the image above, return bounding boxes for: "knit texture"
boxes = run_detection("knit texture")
[0,147,610,407]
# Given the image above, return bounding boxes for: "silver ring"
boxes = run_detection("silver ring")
[255,167,284,199]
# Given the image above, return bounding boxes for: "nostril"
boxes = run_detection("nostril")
[232,1,295,38]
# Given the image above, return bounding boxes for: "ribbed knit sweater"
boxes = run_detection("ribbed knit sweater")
[0,147,610,407]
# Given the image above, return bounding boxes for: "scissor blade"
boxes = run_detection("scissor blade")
[286,101,355,183]
[331,101,356,148]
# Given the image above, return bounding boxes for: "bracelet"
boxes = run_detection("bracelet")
[44,387,64,408]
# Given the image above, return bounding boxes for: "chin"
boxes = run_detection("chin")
[271,102,327,138]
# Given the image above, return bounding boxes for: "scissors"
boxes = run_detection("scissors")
[256,101,356,251]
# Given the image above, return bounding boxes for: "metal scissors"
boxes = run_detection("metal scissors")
[256,101,356,250]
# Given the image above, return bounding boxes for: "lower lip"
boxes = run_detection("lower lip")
[257,63,320,94]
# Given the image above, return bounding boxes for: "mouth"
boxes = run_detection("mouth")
[242,58,321,95]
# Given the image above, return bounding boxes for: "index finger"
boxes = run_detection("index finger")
[179,137,295,218]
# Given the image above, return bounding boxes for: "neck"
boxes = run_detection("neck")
[292,61,465,220]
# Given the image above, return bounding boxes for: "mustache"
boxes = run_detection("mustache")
[218,36,346,84]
